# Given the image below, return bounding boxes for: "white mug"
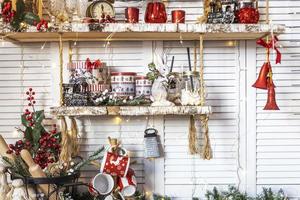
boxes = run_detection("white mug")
[91,173,114,195]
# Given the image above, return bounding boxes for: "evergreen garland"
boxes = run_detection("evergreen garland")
[204,186,288,200]
[2,156,31,177]
[256,188,288,200]
[73,147,104,171]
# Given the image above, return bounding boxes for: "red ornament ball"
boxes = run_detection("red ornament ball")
[236,7,259,24]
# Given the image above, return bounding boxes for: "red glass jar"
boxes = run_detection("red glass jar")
[236,0,259,24]
[144,2,167,23]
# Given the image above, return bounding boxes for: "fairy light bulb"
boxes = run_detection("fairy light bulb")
[12,130,19,137]
[73,41,77,46]
[41,42,46,50]
[180,33,183,44]
[52,62,57,69]
[114,116,123,125]
[226,41,236,47]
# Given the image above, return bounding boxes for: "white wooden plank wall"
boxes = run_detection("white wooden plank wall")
[163,40,239,199]
[0,42,52,145]
[0,0,300,199]
[256,1,300,199]
[70,41,147,185]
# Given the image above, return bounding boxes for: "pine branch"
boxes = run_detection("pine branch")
[2,156,30,177]
[74,147,104,171]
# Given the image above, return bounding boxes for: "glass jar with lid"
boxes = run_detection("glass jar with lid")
[181,71,203,106]
[237,0,259,24]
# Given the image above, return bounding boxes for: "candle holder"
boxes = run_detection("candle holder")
[172,10,185,23]
[145,2,167,23]
[125,7,139,23]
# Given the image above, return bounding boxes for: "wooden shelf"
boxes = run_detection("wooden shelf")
[1,23,285,42]
[50,106,212,116]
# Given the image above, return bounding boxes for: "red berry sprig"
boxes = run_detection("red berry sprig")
[36,19,48,32]
[99,13,115,23]
[26,88,36,107]
[7,139,31,156]
[2,2,15,23]
[7,88,61,169]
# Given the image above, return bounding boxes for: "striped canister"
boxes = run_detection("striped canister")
[135,76,152,98]
[111,72,137,97]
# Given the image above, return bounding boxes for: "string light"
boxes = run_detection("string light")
[52,62,57,69]
[40,41,46,50]
[114,116,123,125]
[1,37,4,47]
[226,40,237,47]
[12,130,19,137]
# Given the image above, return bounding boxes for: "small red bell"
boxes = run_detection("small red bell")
[252,62,271,90]
[264,79,280,110]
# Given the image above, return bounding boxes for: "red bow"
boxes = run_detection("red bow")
[257,36,281,64]
[85,58,102,72]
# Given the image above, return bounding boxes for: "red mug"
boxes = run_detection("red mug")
[117,168,137,197]
[125,7,139,23]
[145,2,167,23]
[100,147,130,177]
[172,10,185,23]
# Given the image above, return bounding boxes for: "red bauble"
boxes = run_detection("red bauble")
[236,7,260,24]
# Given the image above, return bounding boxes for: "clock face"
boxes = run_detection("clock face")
[91,1,115,19]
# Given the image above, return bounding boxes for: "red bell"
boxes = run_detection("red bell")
[264,80,280,110]
[252,62,271,90]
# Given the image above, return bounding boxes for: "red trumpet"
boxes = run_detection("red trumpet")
[264,79,280,110]
[252,62,271,90]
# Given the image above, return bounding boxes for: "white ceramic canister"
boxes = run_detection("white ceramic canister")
[111,72,137,97]
[135,76,152,98]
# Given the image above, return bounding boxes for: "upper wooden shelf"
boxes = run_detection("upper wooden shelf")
[50,106,212,117]
[1,23,285,42]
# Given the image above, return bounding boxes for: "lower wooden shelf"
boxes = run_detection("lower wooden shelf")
[50,106,212,116]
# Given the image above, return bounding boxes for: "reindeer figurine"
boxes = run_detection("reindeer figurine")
[150,51,175,107]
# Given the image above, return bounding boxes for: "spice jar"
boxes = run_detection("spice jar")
[181,71,202,106]
[236,0,259,24]
[111,72,136,97]
[135,76,152,98]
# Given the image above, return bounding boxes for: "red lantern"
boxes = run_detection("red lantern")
[236,7,259,24]
[145,2,167,23]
